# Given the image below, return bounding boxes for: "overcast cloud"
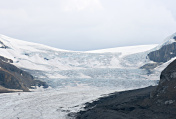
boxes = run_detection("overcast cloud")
[0,0,176,51]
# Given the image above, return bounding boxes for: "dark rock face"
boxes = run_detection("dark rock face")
[0,70,29,91]
[0,56,48,92]
[173,36,176,40]
[75,59,176,119]
[0,56,13,63]
[148,42,176,62]
[74,87,156,119]
[150,59,176,105]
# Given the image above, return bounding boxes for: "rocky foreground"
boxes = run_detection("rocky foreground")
[74,59,176,119]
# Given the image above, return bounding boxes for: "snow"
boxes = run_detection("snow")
[153,32,176,51]
[162,32,176,45]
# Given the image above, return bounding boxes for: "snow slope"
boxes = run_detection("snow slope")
[0,35,158,80]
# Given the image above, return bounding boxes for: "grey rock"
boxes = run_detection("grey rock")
[0,55,48,92]
[148,42,176,63]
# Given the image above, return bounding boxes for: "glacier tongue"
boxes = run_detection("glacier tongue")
[0,34,168,119]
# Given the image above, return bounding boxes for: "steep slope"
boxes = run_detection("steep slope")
[150,59,176,104]
[0,55,48,92]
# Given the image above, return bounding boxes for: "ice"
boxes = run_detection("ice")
[0,34,168,119]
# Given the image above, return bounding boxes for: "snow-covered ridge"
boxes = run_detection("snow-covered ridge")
[0,34,158,54]
[153,32,176,51]
[162,32,176,45]
[86,44,158,57]
[0,34,157,71]
[0,34,74,52]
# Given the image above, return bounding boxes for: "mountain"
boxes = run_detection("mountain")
[0,55,48,93]
[0,34,159,89]
[0,33,175,89]
[75,59,176,119]
[148,33,176,62]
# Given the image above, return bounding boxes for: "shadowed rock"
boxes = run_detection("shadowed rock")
[0,56,48,92]
[150,59,176,106]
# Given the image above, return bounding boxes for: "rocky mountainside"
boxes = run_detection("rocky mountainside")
[0,55,48,93]
[150,59,176,105]
[148,42,176,62]
[148,33,176,63]
[75,59,176,119]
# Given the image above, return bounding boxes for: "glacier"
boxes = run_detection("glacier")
[0,34,167,119]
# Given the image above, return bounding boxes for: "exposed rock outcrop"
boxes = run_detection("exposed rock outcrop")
[0,56,48,92]
[150,59,176,105]
[148,42,176,63]
[0,56,13,63]
[0,40,9,49]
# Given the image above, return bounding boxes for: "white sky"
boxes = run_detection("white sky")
[0,0,176,51]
